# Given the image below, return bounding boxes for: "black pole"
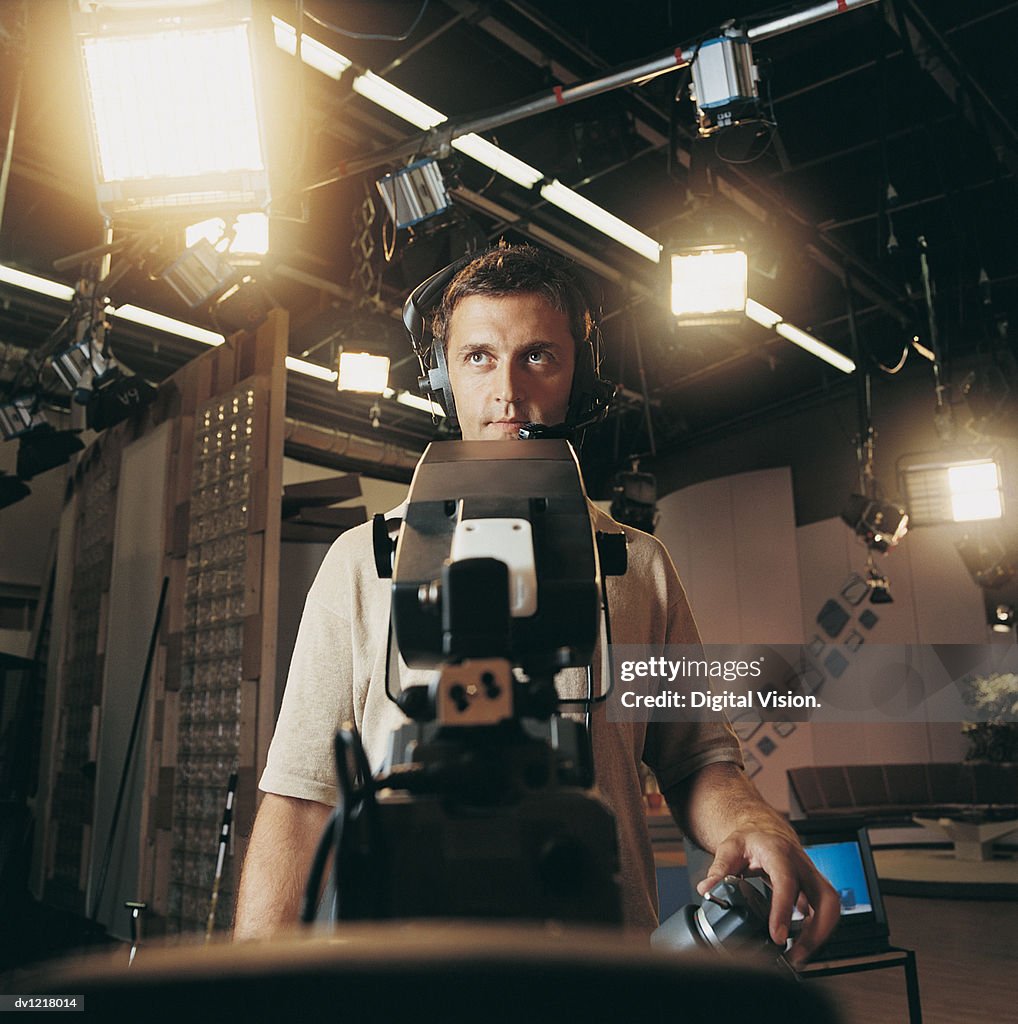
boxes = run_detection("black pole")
[89,576,169,922]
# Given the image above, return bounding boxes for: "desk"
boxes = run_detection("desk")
[798,946,921,1024]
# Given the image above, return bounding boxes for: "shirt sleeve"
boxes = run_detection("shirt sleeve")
[259,530,365,805]
[638,528,744,792]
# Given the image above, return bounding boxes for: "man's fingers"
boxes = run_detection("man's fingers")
[786,873,842,966]
[695,838,750,896]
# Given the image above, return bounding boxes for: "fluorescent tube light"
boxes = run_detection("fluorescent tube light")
[352,71,447,130]
[0,265,76,301]
[110,304,225,346]
[540,180,662,263]
[394,390,439,413]
[286,356,338,382]
[451,134,543,189]
[775,321,855,374]
[271,16,352,80]
[745,299,782,329]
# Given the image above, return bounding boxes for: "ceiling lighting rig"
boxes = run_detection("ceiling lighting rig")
[839,268,907,603]
[283,1,876,378]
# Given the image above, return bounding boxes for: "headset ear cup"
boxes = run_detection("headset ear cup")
[427,340,458,427]
[567,337,614,430]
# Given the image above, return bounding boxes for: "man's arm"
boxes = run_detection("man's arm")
[233,793,333,941]
[665,761,842,966]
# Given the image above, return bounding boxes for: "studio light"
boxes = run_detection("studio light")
[376,159,452,231]
[610,466,659,535]
[85,366,158,432]
[841,494,908,553]
[956,532,1015,590]
[865,563,894,604]
[899,455,1004,526]
[0,395,45,440]
[990,603,1015,633]
[15,424,85,481]
[73,0,270,218]
[0,472,31,511]
[160,239,272,333]
[670,248,748,324]
[337,352,390,394]
[185,212,270,259]
[213,276,273,333]
[162,239,239,308]
[690,27,762,137]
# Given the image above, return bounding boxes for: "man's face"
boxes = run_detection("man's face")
[445,292,576,440]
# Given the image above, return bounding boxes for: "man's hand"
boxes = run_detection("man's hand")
[695,824,841,966]
[668,761,840,966]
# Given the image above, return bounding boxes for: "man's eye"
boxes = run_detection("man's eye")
[527,350,551,363]
[466,351,489,365]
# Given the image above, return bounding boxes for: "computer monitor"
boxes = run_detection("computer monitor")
[791,817,890,958]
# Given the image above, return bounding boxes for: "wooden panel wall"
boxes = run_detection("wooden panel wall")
[38,309,287,939]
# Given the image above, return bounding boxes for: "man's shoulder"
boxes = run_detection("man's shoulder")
[312,503,405,594]
[588,501,670,565]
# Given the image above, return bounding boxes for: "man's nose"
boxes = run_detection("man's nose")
[494,359,525,404]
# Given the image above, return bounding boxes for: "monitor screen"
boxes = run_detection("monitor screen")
[792,840,873,920]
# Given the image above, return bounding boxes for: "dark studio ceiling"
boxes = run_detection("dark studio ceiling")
[1,0,1017,497]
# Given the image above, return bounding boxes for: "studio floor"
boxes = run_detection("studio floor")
[809,893,1018,1024]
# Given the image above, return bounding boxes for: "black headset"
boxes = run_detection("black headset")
[402,252,616,435]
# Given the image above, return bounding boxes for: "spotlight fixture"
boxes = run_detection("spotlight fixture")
[0,471,31,510]
[376,159,451,231]
[668,205,748,325]
[689,27,763,137]
[213,276,273,333]
[15,424,85,481]
[840,494,908,553]
[185,213,270,261]
[162,238,239,309]
[989,603,1015,633]
[956,532,1016,590]
[0,395,45,440]
[85,366,158,432]
[51,329,112,404]
[865,561,894,605]
[899,454,1004,526]
[610,464,659,535]
[73,0,270,218]
[670,248,748,324]
[337,352,390,394]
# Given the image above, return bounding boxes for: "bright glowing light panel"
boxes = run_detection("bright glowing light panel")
[902,458,1004,525]
[948,461,1003,522]
[670,249,748,321]
[338,352,390,393]
[78,12,269,215]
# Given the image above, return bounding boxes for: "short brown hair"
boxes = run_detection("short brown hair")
[430,243,594,352]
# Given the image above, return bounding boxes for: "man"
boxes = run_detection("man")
[235,246,839,962]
